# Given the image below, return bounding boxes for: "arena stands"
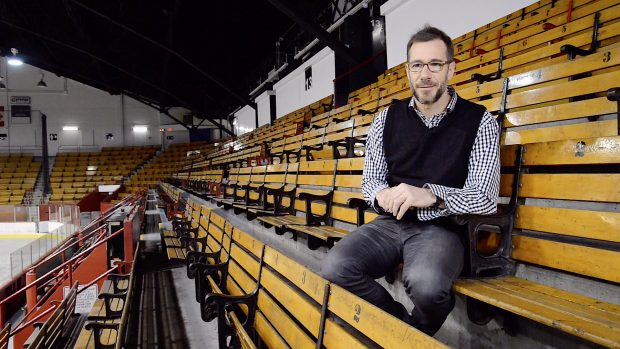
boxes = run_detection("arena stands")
[0,154,40,205]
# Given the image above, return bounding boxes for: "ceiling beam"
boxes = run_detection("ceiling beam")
[265,0,360,66]
[71,0,257,109]
[0,17,221,123]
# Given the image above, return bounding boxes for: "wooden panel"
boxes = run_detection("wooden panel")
[521,136,620,165]
[257,292,316,349]
[516,205,620,243]
[296,175,334,186]
[507,70,620,109]
[328,284,448,348]
[233,227,264,259]
[334,175,362,188]
[254,312,289,349]
[503,120,617,145]
[512,235,620,283]
[261,268,322,337]
[514,173,620,202]
[263,246,326,304]
[454,277,620,348]
[298,160,336,172]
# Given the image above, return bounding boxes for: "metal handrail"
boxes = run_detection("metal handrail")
[0,194,141,308]
[30,194,139,268]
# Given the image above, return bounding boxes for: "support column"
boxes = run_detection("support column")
[41,114,50,195]
[26,270,37,315]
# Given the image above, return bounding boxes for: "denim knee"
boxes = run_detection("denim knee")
[402,270,453,310]
[321,250,358,285]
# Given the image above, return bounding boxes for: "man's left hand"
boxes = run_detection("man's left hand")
[384,183,437,220]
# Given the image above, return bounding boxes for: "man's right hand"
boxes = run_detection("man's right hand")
[376,188,393,213]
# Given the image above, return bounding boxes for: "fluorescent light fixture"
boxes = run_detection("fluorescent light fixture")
[8,48,23,66]
[133,125,148,133]
[63,126,78,131]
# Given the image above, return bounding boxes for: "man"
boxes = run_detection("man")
[321,26,500,335]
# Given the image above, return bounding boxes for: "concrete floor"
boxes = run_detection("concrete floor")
[149,192,219,348]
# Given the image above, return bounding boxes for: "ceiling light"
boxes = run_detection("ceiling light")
[7,48,23,66]
[37,70,47,88]
[63,126,79,131]
[133,125,148,133]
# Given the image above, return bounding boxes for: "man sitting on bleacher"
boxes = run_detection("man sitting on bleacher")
[322,26,500,336]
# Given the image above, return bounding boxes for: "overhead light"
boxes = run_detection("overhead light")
[7,48,23,66]
[133,125,148,133]
[37,70,47,88]
[63,126,78,131]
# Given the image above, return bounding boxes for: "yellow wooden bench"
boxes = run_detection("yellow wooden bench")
[74,266,134,349]
[194,213,447,348]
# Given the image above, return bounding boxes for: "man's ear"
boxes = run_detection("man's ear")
[447,61,456,80]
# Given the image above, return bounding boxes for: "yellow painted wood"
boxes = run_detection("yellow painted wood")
[256,292,316,349]
[512,235,620,283]
[514,173,620,202]
[520,136,620,165]
[227,312,257,349]
[496,277,620,315]
[261,267,323,337]
[503,119,617,145]
[507,70,620,109]
[322,317,369,348]
[233,227,264,259]
[328,284,449,348]
[453,277,620,348]
[298,159,337,172]
[263,246,326,303]
[335,175,362,188]
[516,205,620,243]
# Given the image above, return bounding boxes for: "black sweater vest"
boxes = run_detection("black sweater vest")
[384,97,486,190]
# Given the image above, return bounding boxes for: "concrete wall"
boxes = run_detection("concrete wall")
[273,47,335,118]
[0,60,190,155]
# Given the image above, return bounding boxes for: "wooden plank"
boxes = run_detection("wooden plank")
[520,136,620,165]
[256,292,316,349]
[516,205,620,243]
[454,277,620,348]
[508,173,620,202]
[263,246,326,304]
[503,120,617,146]
[512,235,620,283]
[328,284,448,349]
[261,268,323,337]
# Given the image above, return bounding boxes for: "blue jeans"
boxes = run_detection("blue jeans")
[321,215,464,335]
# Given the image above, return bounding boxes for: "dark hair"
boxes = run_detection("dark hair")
[406,25,454,62]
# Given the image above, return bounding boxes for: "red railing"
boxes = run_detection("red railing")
[0,193,144,333]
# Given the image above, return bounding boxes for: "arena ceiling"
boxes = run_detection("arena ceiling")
[0,0,356,133]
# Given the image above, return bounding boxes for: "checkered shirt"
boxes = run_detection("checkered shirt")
[362,86,501,220]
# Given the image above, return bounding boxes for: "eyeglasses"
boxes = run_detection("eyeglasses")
[407,60,452,73]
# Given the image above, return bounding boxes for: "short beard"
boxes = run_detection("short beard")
[412,81,447,105]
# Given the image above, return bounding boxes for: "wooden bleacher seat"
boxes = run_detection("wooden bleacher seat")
[24,282,79,349]
[0,324,10,349]
[75,262,135,349]
[186,211,447,348]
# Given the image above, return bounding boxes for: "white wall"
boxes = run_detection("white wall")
[255,90,272,127]
[0,60,164,155]
[234,105,256,135]
[381,0,539,68]
[273,47,335,118]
